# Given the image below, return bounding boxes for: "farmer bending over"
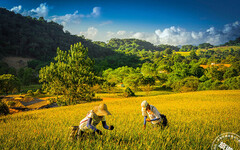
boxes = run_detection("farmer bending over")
[77,103,114,138]
[141,100,167,129]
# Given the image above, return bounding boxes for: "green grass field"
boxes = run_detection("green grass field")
[0,90,239,149]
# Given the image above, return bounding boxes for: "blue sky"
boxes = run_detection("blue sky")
[1,0,240,45]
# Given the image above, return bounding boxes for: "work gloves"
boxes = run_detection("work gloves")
[109,125,114,130]
[146,118,151,122]
[95,125,114,135]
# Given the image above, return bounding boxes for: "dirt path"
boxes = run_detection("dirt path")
[5,95,123,114]
[2,57,34,70]
[20,99,44,106]
[21,97,56,109]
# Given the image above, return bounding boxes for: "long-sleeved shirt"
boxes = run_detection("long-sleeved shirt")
[79,110,109,131]
[142,105,161,125]
[87,118,109,131]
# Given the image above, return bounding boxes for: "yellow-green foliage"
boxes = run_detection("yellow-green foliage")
[204,46,240,51]
[0,90,239,149]
[175,51,190,56]
[176,46,240,56]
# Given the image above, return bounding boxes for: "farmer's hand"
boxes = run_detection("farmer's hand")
[96,129,103,135]
[143,125,146,130]
[109,125,114,130]
[146,118,151,122]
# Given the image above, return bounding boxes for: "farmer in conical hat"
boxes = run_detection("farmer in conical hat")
[77,103,114,138]
[141,100,167,129]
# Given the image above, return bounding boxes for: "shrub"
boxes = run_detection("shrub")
[223,76,240,89]
[123,87,135,97]
[34,89,42,95]
[7,101,16,107]
[198,79,215,90]
[91,84,102,93]
[199,75,209,82]
[171,76,199,92]
[0,74,21,95]
[198,79,228,90]
[48,98,57,104]
[211,80,223,90]
[101,82,116,93]
[0,102,9,115]
[27,90,34,96]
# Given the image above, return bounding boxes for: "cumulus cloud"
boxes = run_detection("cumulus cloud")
[79,27,98,39]
[90,7,101,17]
[105,21,240,45]
[106,30,158,44]
[29,3,49,17]
[10,5,22,13]
[10,4,100,27]
[117,31,127,36]
[51,7,101,26]
[52,10,83,25]
[10,3,49,18]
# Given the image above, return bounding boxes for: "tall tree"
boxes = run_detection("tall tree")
[39,43,96,105]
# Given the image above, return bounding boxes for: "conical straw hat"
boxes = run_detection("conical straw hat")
[141,100,148,108]
[93,104,111,116]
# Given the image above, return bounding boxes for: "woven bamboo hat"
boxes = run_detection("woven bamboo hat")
[93,104,111,116]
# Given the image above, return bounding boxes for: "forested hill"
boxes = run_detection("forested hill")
[223,37,240,46]
[106,38,179,51]
[0,8,114,60]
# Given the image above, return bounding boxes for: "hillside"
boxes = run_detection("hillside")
[223,37,240,46]
[0,8,114,61]
[176,46,240,56]
[0,90,239,149]
[107,38,179,51]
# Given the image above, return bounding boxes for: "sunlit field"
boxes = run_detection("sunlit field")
[96,90,173,98]
[175,46,240,57]
[0,90,239,149]
[175,51,190,56]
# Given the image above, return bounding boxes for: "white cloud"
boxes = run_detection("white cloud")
[106,31,115,38]
[30,3,49,17]
[90,7,101,17]
[79,27,98,39]
[52,10,83,25]
[105,21,240,45]
[117,31,126,36]
[10,4,100,27]
[105,30,158,44]
[51,7,101,26]
[10,3,49,18]
[10,5,22,13]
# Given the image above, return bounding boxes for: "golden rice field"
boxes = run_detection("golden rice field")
[0,90,240,149]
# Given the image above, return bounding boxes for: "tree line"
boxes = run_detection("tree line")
[0,8,240,106]
[1,42,240,105]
